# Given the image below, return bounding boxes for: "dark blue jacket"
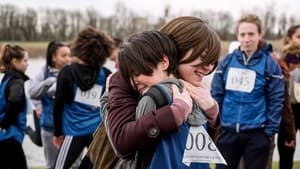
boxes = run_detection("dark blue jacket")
[211,44,284,136]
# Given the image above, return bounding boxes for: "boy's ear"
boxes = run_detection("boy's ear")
[161,55,170,70]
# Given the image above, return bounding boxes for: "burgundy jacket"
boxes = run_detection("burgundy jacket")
[107,72,181,156]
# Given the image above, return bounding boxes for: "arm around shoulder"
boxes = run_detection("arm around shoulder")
[106,72,181,156]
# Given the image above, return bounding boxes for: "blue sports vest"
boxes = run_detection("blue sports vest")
[0,73,27,143]
[62,67,106,136]
[147,83,209,169]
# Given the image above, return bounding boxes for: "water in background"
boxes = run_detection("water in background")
[24,58,300,167]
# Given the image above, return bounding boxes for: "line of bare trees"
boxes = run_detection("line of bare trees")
[0,2,298,41]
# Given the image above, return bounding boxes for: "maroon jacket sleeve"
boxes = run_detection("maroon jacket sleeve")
[107,72,179,155]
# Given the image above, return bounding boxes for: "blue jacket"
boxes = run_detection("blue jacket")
[211,44,284,137]
[0,73,27,143]
[40,68,57,131]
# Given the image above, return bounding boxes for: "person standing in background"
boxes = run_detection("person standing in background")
[277,25,300,169]
[27,40,72,169]
[211,14,284,169]
[0,44,29,169]
[53,26,113,169]
[82,36,122,169]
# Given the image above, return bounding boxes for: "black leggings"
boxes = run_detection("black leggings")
[0,138,27,169]
[54,134,93,169]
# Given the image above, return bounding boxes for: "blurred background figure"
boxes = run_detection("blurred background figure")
[27,40,72,169]
[0,44,29,169]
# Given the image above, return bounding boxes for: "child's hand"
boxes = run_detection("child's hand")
[182,80,215,111]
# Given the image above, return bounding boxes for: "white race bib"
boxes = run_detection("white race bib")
[225,68,256,93]
[182,126,227,166]
[74,84,103,107]
[0,73,4,83]
[294,81,300,102]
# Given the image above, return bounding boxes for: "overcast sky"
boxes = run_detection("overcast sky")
[1,0,299,20]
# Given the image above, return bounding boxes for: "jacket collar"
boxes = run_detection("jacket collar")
[233,43,273,66]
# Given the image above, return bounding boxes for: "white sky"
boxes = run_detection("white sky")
[1,0,299,20]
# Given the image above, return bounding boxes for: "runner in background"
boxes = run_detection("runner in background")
[80,36,122,169]
[277,25,300,169]
[27,40,72,169]
[0,44,29,169]
[52,26,113,169]
[211,14,284,169]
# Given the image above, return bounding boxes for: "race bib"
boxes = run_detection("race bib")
[294,81,300,102]
[0,73,4,83]
[225,68,256,93]
[182,126,227,166]
[74,84,103,107]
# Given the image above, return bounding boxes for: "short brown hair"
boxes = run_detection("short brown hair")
[236,14,262,34]
[118,31,177,83]
[159,16,221,75]
[71,26,114,68]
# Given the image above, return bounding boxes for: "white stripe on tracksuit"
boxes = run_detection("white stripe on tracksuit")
[55,135,73,169]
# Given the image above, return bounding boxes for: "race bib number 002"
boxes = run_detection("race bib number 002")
[74,84,103,107]
[225,68,256,93]
[182,126,226,166]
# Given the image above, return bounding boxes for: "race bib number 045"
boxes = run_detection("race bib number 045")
[225,68,256,93]
[74,84,103,107]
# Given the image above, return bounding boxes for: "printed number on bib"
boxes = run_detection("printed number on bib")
[225,67,256,93]
[182,126,226,166]
[75,84,103,107]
